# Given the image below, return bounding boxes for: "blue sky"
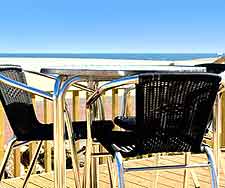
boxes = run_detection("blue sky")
[0,0,225,53]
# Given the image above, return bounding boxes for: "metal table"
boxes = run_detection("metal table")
[40,65,206,188]
[41,64,206,79]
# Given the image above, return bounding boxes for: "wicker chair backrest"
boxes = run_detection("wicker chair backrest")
[136,73,221,153]
[0,65,40,136]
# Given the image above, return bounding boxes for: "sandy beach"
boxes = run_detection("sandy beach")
[0,57,219,72]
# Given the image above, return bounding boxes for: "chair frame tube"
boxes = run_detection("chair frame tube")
[64,107,81,188]
[87,75,138,107]
[0,73,53,100]
[125,163,209,172]
[0,135,17,180]
[0,139,44,187]
[203,146,218,188]
[24,70,95,93]
[22,141,43,188]
[115,152,125,188]
[53,75,80,188]
[114,148,218,188]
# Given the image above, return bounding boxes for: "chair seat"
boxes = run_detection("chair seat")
[114,116,136,131]
[96,131,137,157]
[17,120,114,141]
[96,130,200,158]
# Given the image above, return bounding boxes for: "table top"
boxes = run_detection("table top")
[195,63,225,74]
[41,65,206,80]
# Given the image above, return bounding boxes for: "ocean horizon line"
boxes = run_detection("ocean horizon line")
[0,53,222,61]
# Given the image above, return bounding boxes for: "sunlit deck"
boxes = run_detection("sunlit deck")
[1,153,225,188]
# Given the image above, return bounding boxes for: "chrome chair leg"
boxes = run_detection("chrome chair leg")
[22,141,43,188]
[107,157,116,188]
[91,151,98,188]
[203,146,218,188]
[83,107,93,188]
[0,135,17,180]
[64,109,81,188]
[115,152,125,188]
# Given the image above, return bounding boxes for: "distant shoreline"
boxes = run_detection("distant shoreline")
[0,53,220,61]
[0,56,219,72]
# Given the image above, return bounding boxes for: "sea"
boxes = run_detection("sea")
[0,53,222,61]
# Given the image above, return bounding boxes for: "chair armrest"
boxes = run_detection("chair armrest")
[0,73,53,100]
[24,70,95,93]
[24,69,58,80]
[87,75,139,106]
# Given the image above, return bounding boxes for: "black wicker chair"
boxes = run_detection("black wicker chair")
[87,72,221,188]
[0,65,114,188]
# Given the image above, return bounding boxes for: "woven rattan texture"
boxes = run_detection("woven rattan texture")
[0,66,40,136]
[136,73,221,154]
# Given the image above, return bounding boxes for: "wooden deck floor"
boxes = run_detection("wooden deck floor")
[1,153,225,188]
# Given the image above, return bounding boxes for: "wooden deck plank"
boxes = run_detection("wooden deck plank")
[0,182,15,188]
[23,174,55,188]
[2,153,224,188]
[134,154,225,187]
[165,154,225,185]
[124,157,192,187]
[2,176,42,188]
[101,160,177,188]
[39,173,74,188]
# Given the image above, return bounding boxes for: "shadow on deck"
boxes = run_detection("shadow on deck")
[1,153,225,188]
